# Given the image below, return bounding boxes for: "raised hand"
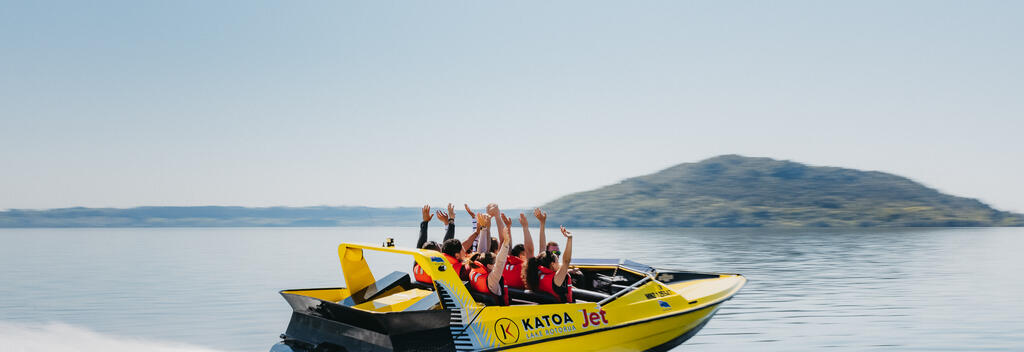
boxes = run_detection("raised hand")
[519,213,529,227]
[486,203,500,217]
[533,208,547,223]
[500,222,512,243]
[447,203,455,220]
[536,208,547,254]
[476,213,492,228]
[436,209,450,224]
[422,205,433,222]
[501,213,512,229]
[554,225,574,284]
[464,204,476,219]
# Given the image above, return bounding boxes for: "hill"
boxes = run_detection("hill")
[540,155,1024,227]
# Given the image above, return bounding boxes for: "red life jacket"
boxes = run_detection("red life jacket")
[537,266,573,303]
[469,263,509,306]
[443,253,466,280]
[412,263,432,284]
[502,256,525,289]
[468,263,490,293]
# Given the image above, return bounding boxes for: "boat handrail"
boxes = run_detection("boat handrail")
[597,274,652,307]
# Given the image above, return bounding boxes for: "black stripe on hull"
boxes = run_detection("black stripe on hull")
[645,313,715,352]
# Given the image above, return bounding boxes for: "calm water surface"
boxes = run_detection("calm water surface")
[1,227,1022,351]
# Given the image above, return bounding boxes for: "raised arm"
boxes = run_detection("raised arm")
[482,204,500,251]
[553,226,574,287]
[417,205,433,249]
[534,208,547,252]
[464,204,477,230]
[488,219,512,295]
[486,203,501,220]
[499,213,512,248]
[519,213,535,258]
[462,226,481,252]
[475,213,492,253]
[436,203,455,241]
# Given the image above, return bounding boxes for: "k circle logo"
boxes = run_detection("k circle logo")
[494,318,520,344]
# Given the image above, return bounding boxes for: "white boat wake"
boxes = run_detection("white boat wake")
[0,322,226,352]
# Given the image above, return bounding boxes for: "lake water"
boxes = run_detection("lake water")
[1,226,1022,351]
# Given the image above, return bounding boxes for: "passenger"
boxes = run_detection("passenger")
[532,208,558,256]
[468,211,512,305]
[525,226,574,303]
[502,213,537,289]
[544,241,560,255]
[414,203,479,284]
[441,212,492,281]
[412,239,439,284]
[441,238,469,281]
[416,204,452,250]
[413,205,444,284]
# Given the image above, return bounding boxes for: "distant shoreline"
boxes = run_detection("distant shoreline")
[0,205,1019,229]
[1,225,1018,229]
[4,157,1023,229]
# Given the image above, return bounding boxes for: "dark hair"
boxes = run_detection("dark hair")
[524,251,558,291]
[469,252,496,269]
[441,239,463,257]
[489,238,499,253]
[510,244,525,257]
[421,240,440,252]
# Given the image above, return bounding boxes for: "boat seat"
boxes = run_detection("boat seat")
[508,288,560,304]
[340,271,410,306]
[507,287,610,304]
[510,298,538,305]
[572,287,610,302]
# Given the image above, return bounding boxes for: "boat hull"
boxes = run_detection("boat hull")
[500,303,721,352]
[271,302,722,352]
[270,244,745,352]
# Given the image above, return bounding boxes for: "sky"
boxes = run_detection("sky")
[1,1,1022,212]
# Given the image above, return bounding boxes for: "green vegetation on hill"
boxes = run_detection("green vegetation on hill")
[541,155,1024,227]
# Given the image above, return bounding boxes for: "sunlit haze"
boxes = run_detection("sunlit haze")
[1,1,1021,212]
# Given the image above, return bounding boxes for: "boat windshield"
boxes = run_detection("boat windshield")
[571,258,655,274]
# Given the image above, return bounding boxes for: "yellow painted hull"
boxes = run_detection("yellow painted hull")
[502,304,721,351]
[272,243,746,352]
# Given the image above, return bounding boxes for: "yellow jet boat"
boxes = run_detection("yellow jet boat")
[270,242,745,352]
